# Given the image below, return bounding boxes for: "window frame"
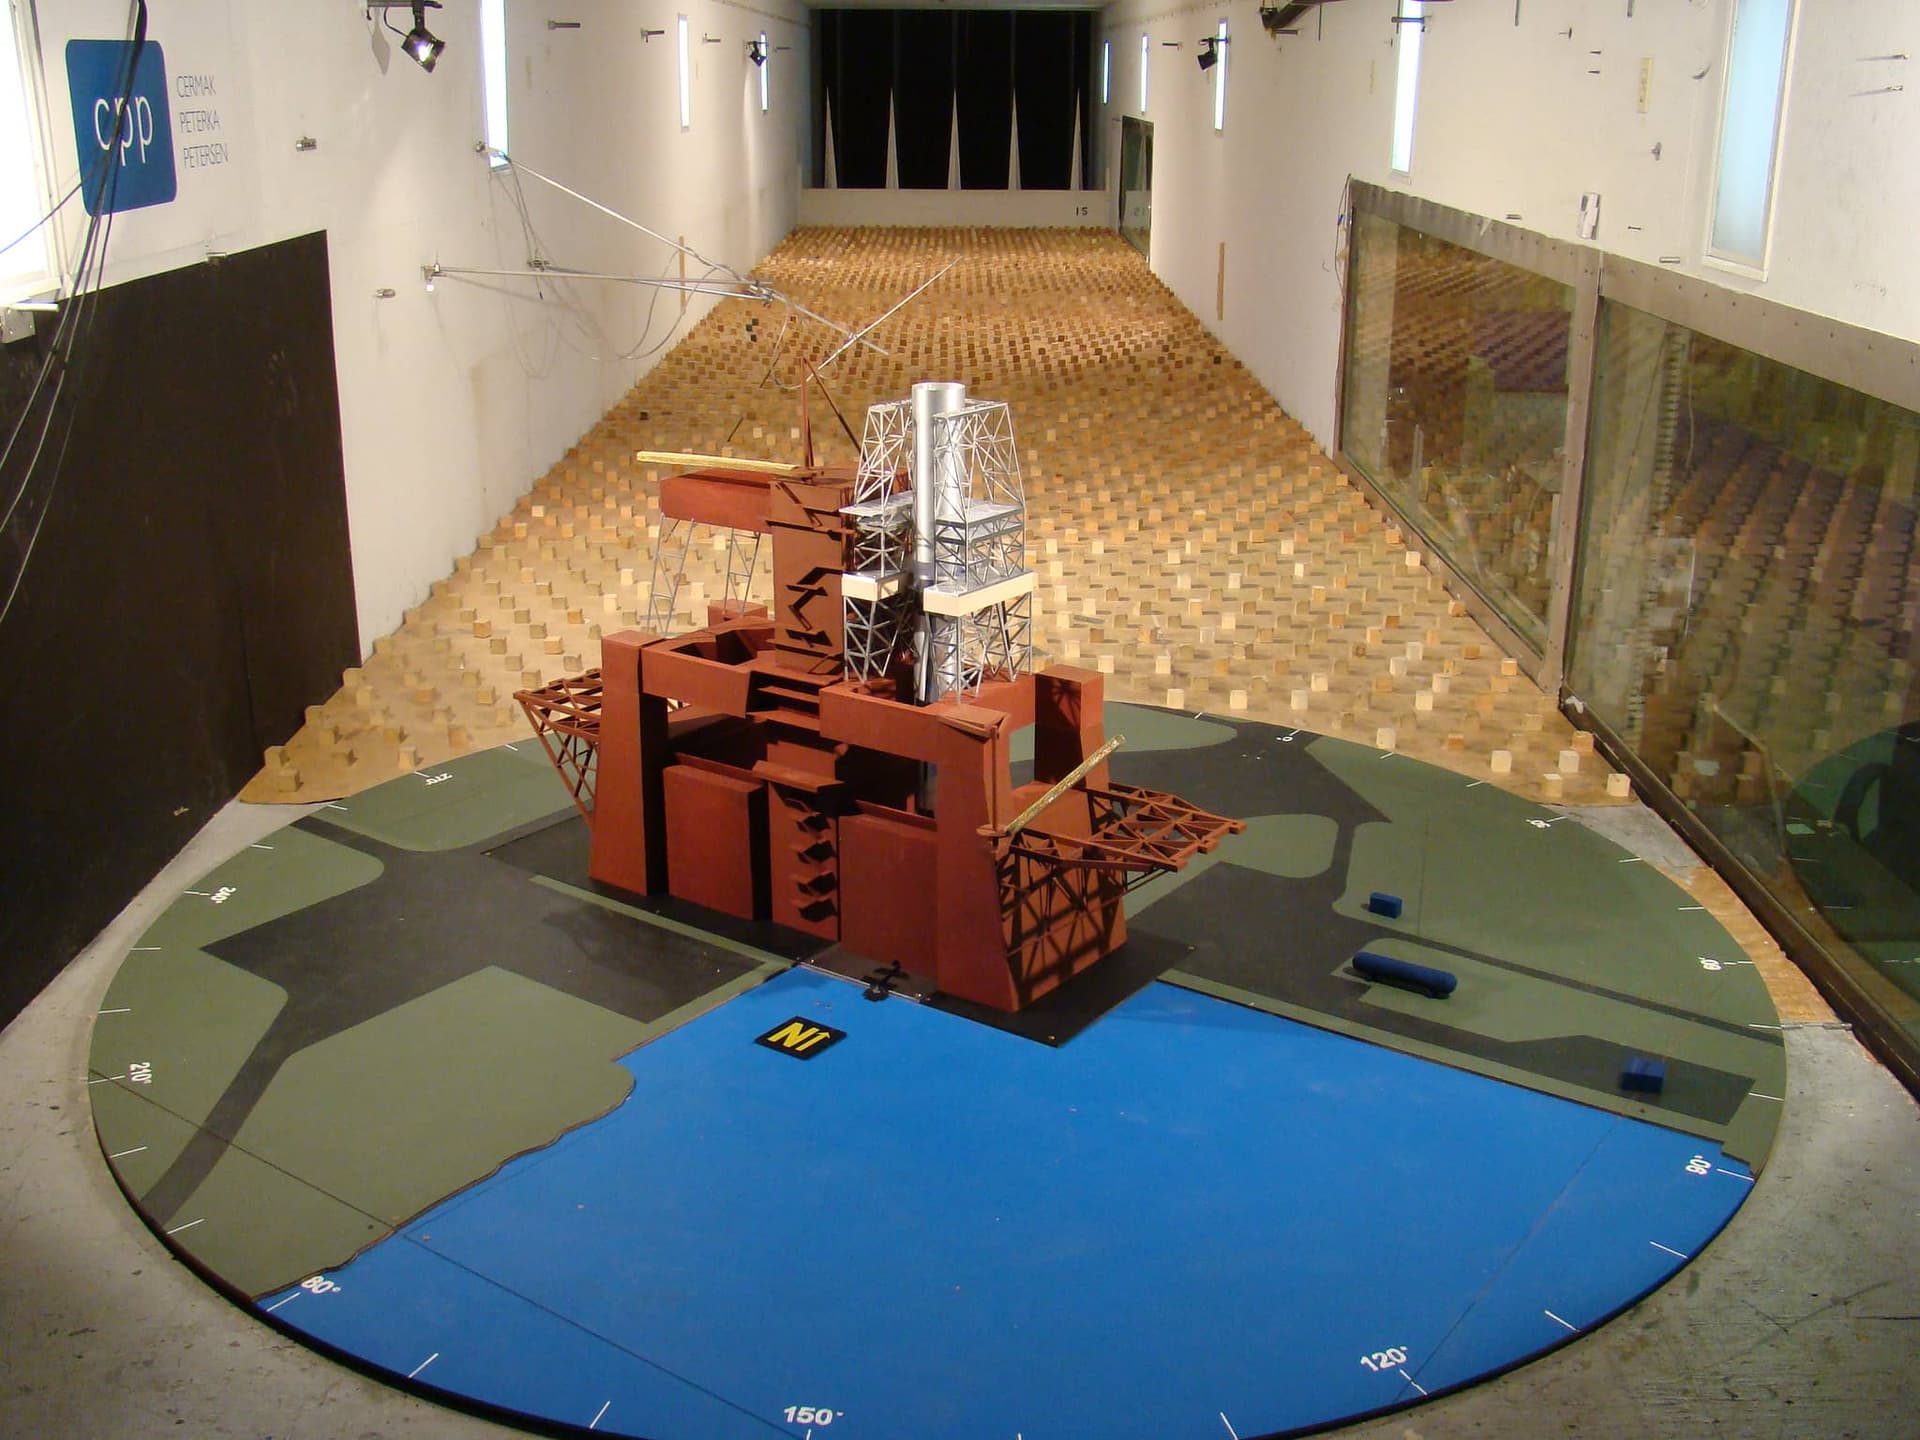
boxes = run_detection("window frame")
[677,15,691,131]
[481,0,508,168]
[1704,0,1798,276]
[1212,20,1228,133]
[1389,1,1424,175]
[0,0,62,304]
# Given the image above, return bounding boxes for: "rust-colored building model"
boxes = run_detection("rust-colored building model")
[520,383,1241,1012]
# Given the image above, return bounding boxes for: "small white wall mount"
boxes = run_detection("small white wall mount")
[1578,192,1601,240]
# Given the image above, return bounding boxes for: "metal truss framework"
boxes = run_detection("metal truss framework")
[514,671,605,821]
[842,399,917,682]
[925,599,1032,704]
[842,393,1035,700]
[1002,783,1245,885]
[926,400,1027,589]
[646,520,762,635]
[925,398,1033,702]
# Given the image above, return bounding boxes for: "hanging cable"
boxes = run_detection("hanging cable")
[0,0,145,630]
[0,179,82,262]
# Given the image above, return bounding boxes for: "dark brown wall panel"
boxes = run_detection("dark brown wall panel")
[0,230,356,1026]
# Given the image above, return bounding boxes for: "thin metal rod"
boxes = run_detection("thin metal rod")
[779,294,890,356]
[481,149,887,355]
[1002,735,1126,837]
[431,264,892,356]
[486,148,740,280]
[817,259,957,372]
[435,263,760,296]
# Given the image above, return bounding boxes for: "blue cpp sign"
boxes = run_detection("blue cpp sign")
[66,39,176,215]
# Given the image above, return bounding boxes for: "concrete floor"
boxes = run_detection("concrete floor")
[4,798,1918,1440]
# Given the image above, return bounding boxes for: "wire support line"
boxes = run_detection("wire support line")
[484,148,741,278]
[815,257,957,372]
[0,179,83,262]
[432,265,778,301]
[0,0,142,631]
[481,148,884,356]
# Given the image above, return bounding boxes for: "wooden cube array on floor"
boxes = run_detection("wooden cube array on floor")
[242,228,1630,808]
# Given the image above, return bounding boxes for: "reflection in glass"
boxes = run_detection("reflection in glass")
[1119,116,1151,260]
[1571,302,1920,1031]
[1340,214,1573,650]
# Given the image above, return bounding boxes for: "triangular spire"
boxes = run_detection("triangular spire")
[1007,92,1020,191]
[1068,97,1082,191]
[885,92,899,190]
[947,94,961,191]
[824,93,838,189]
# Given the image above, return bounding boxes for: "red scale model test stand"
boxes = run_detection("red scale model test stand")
[520,382,1240,1012]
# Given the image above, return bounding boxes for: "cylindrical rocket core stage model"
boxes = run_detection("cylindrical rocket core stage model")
[910,381,967,704]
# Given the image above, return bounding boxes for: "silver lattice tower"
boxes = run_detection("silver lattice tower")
[841,381,1035,702]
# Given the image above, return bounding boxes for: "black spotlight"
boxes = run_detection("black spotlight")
[1197,37,1221,71]
[748,38,768,66]
[402,2,446,71]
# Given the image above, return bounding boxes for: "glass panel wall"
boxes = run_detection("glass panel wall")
[1571,301,1920,1046]
[1118,116,1151,259]
[1340,213,1574,651]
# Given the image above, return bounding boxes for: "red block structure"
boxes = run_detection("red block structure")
[520,405,1242,1012]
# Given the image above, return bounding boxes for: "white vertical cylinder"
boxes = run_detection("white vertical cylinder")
[911,381,966,703]
[910,381,966,581]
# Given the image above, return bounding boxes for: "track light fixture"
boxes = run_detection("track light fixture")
[403,16,446,71]
[747,38,767,66]
[1197,35,1228,70]
[367,1,445,72]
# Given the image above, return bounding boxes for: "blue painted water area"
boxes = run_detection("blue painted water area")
[262,968,1752,1440]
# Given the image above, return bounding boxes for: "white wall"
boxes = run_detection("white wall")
[31,0,808,647]
[799,187,1098,227]
[1096,0,1920,448]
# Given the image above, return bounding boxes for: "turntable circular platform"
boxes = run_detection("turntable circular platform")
[88,705,1784,1440]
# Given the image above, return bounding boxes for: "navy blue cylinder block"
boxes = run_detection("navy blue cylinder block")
[1352,950,1457,998]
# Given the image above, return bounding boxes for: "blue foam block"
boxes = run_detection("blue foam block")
[1352,949,1457,997]
[1367,891,1404,919]
[1621,1055,1667,1094]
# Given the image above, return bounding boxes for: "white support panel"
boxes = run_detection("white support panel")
[921,571,1037,617]
[840,571,910,603]
[842,495,914,523]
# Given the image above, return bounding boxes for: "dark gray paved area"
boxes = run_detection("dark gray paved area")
[3,801,1917,1440]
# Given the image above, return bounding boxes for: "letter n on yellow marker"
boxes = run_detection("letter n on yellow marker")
[754,1016,847,1061]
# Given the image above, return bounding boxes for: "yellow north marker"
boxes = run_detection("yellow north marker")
[766,1021,831,1052]
[755,1016,847,1060]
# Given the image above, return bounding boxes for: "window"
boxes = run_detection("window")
[1139,33,1148,114]
[481,0,507,166]
[0,2,52,297]
[1101,39,1110,106]
[1390,2,1423,173]
[759,31,769,114]
[677,15,690,130]
[1709,0,1794,268]
[1212,21,1228,133]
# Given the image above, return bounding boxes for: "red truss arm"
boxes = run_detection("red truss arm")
[515,670,605,822]
[1003,782,1244,882]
